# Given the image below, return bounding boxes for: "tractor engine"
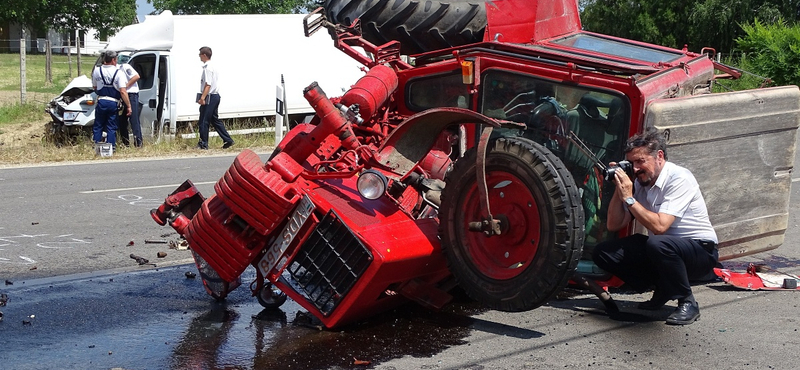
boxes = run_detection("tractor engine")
[152,64,459,328]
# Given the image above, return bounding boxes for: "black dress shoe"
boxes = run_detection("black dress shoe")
[222,141,235,149]
[666,301,701,325]
[637,292,670,310]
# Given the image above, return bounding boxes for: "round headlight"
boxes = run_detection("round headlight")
[357,170,388,200]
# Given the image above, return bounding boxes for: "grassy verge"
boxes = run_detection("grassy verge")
[0,53,276,166]
[0,52,97,95]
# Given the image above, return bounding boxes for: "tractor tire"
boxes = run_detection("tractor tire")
[439,137,584,312]
[256,283,288,309]
[324,0,487,55]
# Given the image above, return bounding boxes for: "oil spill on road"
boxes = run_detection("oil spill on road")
[0,265,491,369]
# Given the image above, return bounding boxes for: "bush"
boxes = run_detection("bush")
[735,19,800,87]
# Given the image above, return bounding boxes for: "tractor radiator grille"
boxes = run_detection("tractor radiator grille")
[285,210,372,316]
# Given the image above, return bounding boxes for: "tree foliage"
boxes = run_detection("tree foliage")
[0,0,135,36]
[736,19,800,86]
[148,0,321,15]
[581,0,799,53]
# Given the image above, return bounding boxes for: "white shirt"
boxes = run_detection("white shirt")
[200,60,220,95]
[633,161,718,242]
[92,64,127,92]
[118,63,139,94]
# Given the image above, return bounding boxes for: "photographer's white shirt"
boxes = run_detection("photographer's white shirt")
[633,161,718,243]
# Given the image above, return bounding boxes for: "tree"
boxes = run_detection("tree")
[580,0,799,53]
[149,0,321,15]
[0,0,136,38]
[736,19,800,86]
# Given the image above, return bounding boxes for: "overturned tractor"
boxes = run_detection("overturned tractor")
[152,0,799,328]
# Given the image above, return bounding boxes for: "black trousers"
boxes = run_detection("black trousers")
[592,234,718,301]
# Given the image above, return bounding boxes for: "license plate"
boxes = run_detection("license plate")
[63,111,79,121]
[257,195,315,277]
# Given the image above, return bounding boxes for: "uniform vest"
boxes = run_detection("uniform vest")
[96,67,121,99]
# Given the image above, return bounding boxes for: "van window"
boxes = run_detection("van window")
[130,54,157,90]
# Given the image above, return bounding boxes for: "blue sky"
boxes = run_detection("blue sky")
[136,0,156,22]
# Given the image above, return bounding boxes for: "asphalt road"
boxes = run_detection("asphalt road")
[0,153,258,281]
[0,149,799,369]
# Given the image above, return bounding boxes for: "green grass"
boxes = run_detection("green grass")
[0,52,97,95]
[0,102,44,127]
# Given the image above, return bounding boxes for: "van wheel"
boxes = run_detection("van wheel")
[324,0,487,55]
[439,137,584,311]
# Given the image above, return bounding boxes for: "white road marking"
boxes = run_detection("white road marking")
[79,181,216,194]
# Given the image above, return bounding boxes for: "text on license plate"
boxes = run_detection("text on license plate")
[257,195,315,277]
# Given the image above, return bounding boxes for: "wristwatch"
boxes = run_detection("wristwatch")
[625,197,636,207]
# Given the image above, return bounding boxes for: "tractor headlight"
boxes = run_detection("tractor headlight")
[357,170,388,200]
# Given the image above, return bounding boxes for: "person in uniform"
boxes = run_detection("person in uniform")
[91,50,130,148]
[196,46,234,150]
[592,128,719,325]
[116,56,142,147]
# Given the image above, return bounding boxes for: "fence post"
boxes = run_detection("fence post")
[20,38,27,105]
[46,39,52,84]
[67,34,72,78]
[77,30,82,76]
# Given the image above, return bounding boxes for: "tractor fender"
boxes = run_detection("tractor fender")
[373,107,518,177]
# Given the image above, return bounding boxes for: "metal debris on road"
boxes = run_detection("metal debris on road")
[127,241,135,246]
[185,271,196,279]
[157,251,167,258]
[169,239,189,250]
[0,293,7,307]
[5,280,12,285]
[129,254,150,265]
[29,266,37,270]
[31,222,39,225]
[145,239,168,244]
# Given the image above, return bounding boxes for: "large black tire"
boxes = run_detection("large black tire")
[439,137,584,312]
[324,0,487,55]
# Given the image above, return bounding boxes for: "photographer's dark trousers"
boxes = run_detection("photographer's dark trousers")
[117,93,142,147]
[198,93,232,148]
[592,234,718,301]
[94,99,119,147]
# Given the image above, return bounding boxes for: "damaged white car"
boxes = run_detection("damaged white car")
[45,75,97,137]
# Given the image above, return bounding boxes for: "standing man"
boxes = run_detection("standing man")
[117,57,143,147]
[592,128,718,326]
[91,50,130,148]
[196,46,234,150]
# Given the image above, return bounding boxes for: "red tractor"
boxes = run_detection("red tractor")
[152,0,800,328]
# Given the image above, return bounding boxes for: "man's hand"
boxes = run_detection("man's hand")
[127,107,132,117]
[614,168,634,201]
[197,96,206,105]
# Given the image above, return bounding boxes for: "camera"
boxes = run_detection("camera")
[604,160,633,181]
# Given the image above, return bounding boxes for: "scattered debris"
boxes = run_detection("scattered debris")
[88,345,95,348]
[293,311,324,330]
[0,311,3,322]
[157,251,167,258]
[169,239,190,250]
[160,233,173,238]
[29,266,37,271]
[127,240,135,246]
[145,239,168,244]
[185,271,196,279]
[5,280,12,286]
[0,293,7,306]
[31,222,39,225]
[129,254,150,265]
[353,357,371,366]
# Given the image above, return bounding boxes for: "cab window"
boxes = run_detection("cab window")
[406,72,470,111]
[479,69,631,249]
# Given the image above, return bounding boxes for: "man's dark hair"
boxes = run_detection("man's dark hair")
[199,46,212,58]
[624,127,667,160]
